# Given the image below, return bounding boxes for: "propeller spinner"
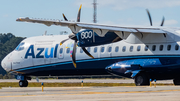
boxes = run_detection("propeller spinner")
[60,4,94,68]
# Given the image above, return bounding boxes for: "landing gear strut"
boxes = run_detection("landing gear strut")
[19,80,28,87]
[134,73,150,86]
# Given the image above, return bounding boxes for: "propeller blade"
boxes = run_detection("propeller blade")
[82,47,94,58]
[77,4,82,22]
[146,9,152,26]
[68,33,77,40]
[62,13,68,21]
[72,41,77,68]
[160,16,165,26]
[60,38,69,46]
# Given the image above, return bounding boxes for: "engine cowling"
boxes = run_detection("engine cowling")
[105,59,162,78]
[76,29,122,47]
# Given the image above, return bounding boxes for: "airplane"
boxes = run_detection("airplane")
[1,5,180,87]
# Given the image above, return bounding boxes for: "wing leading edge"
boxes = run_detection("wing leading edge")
[16,17,166,34]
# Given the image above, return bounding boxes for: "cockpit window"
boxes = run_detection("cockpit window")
[15,42,25,51]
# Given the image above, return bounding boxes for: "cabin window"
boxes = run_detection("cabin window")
[94,47,97,53]
[87,47,90,52]
[159,45,163,51]
[167,45,171,51]
[59,48,63,54]
[66,48,70,54]
[115,46,119,52]
[137,46,141,51]
[129,46,133,52]
[144,45,149,51]
[80,48,83,53]
[122,46,126,52]
[175,44,179,51]
[152,45,156,51]
[108,46,112,52]
[101,47,105,53]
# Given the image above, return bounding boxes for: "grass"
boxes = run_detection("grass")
[0,82,174,88]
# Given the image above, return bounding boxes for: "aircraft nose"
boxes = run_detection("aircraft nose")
[1,57,11,72]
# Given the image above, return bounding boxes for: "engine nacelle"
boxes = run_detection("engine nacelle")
[105,59,162,78]
[76,29,122,47]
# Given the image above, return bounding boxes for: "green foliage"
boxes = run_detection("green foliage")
[0,74,3,79]
[2,74,8,79]
[0,33,25,75]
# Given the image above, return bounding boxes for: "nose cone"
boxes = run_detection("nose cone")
[1,57,11,72]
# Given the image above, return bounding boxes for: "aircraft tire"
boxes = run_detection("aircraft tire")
[173,79,180,85]
[24,80,28,87]
[19,80,25,87]
[19,80,28,87]
[135,73,149,86]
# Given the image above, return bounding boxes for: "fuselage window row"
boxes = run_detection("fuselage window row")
[64,43,180,55]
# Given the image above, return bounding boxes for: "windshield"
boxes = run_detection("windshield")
[15,42,25,51]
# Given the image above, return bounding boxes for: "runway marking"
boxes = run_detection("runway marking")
[0,89,180,98]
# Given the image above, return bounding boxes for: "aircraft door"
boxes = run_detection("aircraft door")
[100,44,112,58]
[12,52,22,70]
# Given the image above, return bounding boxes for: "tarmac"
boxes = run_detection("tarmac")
[0,86,180,101]
[0,79,174,84]
[0,79,178,101]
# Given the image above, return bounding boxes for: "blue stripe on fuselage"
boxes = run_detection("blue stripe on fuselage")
[15,55,180,72]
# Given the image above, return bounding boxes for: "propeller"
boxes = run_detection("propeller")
[160,16,165,26]
[62,13,68,21]
[60,4,94,68]
[146,9,153,26]
[146,9,165,26]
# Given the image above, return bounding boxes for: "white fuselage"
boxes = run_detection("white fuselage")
[2,29,180,72]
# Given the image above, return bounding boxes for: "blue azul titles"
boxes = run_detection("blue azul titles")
[25,44,58,59]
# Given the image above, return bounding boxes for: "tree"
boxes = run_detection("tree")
[0,33,25,75]
[0,74,3,79]
[3,74,8,79]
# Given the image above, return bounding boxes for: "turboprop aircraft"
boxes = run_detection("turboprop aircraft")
[2,5,180,87]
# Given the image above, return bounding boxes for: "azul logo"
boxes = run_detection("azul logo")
[81,31,93,39]
[25,44,58,59]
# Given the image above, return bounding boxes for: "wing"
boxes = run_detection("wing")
[16,17,166,34]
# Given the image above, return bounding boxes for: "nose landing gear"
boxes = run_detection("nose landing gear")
[16,75,31,87]
[19,80,28,87]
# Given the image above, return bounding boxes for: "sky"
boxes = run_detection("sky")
[0,0,180,38]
